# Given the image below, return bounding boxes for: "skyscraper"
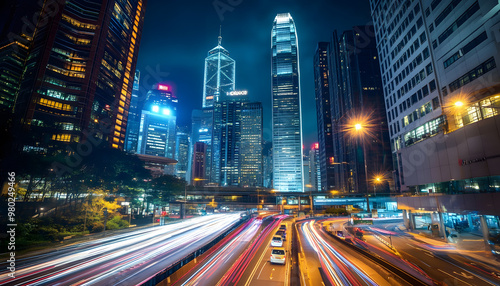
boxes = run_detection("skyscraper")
[15,0,147,153]
[192,142,207,185]
[271,13,304,192]
[313,42,336,191]
[240,101,263,187]
[370,0,500,193]
[137,84,177,160]
[329,26,393,194]
[202,30,235,108]
[211,90,247,186]
[0,0,40,115]
[125,70,142,153]
[174,126,190,181]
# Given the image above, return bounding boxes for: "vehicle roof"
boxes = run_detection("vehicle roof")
[272,247,285,251]
[272,236,282,239]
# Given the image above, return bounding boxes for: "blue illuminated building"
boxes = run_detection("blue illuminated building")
[271,13,304,192]
[202,30,235,108]
[137,84,177,158]
[125,70,142,153]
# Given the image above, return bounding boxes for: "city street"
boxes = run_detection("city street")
[0,214,241,286]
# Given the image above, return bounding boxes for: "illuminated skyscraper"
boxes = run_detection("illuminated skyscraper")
[174,126,190,180]
[137,84,177,159]
[202,30,235,108]
[271,13,304,192]
[15,0,147,153]
[125,70,142,153]
[313,43,336,191]
[211,90,247,186]
[240,101,263,187]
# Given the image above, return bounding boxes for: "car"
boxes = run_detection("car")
[271,235,283,247]
[276,230,287,241]
[270,247,286,264]
[279,224,287,231]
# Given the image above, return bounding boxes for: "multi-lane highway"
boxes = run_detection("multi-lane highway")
[0,214,242,286]
[367,222,500,286]
[297,219,423,286]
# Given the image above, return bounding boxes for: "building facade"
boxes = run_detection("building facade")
[125,70,142,153]
[240,101,263,187]
[191,142,207,185]
[329,26,393,195]
[313,42,336,191]
[211,91,247,186]
[370,0,500,193]
[271,13,304,192]
[15,0,146,153]
[175,126,190,181]
[137,84,177,160]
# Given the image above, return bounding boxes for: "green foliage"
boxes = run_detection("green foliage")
[90,222,104,233]
[106,215,129,230]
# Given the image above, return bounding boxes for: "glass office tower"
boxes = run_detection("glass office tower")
[137,84,177,159]
[125,70,142,153]
[202,32,235,108]
[15,0,146,153]
[271,13,304,192]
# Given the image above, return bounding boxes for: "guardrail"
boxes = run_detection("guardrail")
[139,217,248,286]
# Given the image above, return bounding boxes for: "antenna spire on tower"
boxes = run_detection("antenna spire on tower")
[218,25,222,46]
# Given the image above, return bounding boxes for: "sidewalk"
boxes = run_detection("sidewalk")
[397,224,500,270]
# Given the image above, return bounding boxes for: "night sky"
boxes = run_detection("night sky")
[137,0,372,148]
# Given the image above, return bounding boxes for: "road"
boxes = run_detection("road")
[368,221,500,286]
[0,214,241,286]
[172,217,261,286]
[297,218,415,286]
[215,215,290,286]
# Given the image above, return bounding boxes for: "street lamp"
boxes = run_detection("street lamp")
[305,184,314,214]
[343,112,377,213]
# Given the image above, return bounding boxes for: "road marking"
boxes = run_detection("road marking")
[257,262,267,279]
[453,271,473,279]
[425,252,434,258]
[438,269,473,286]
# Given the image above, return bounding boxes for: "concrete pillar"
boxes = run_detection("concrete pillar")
[480,215,492,252]
[438,211,447,242]
[403,210,410,229]
[180,203,185,219]
[409,210,416,231]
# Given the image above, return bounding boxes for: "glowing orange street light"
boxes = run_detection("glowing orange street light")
[355,123,362,130]
[454,101,464,107]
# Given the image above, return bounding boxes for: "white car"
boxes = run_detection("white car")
[270,248,286,264]
[271,235,283,247]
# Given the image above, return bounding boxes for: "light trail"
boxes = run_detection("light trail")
[0,214,241,286]
[300,220,378,286]
[218,215,285,286]
[178,218,260,286]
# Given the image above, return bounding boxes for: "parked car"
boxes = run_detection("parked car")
[276,230,286,241]
[270,247,286,264]
[271,236,283,247]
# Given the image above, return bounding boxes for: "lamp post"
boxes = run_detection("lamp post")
[345,115,374,213]
[305,184,313,214]
[103,207,108,232]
